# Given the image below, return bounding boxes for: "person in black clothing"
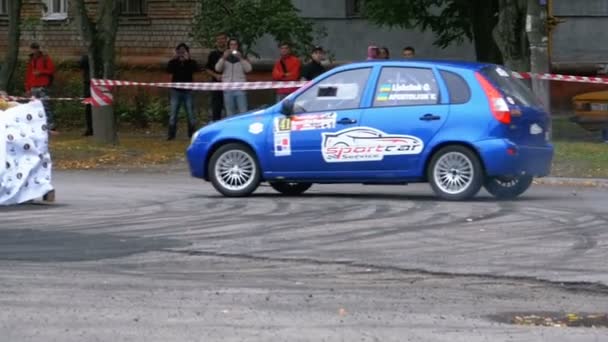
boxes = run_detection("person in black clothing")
[205,32,228,122]
[79,55,93,136]
[167,42,199,140]
[300,46,326,81]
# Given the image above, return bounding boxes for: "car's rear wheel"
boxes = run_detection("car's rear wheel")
[269,182,312,196]
[208,143,260,197]
[484,175,533,200]
[427,146,484,201]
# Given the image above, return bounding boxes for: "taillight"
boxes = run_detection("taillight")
[475,72,511,124]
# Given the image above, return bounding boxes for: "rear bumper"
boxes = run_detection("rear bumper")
[476,139,554,177]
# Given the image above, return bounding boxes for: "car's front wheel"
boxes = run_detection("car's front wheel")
[208,143,261,197]
[269,182,312,196]
[484,175,533,200]
[427,146,484,201]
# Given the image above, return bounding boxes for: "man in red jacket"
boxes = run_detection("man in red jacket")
[272,42,301,102]
[25,42,56,131]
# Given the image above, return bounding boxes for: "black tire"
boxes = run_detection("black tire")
[427,145,484,201]
[484,175,533,200]
[269,182,312,196]
[208,143,261,197]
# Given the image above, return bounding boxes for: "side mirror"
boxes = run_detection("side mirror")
[280,98,294,116]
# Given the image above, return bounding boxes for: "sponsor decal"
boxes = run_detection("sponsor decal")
[496,67,510,77]
[274,132,291,157]
[248,122,264,135]
[273,112,336,132]
[321,127,424,163]
[291,112,336,131]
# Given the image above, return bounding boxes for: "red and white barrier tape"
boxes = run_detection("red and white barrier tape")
[513,71,608,84]
[91,79,309,90]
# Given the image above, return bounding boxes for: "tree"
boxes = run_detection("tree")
[364,0,503,64]
[71,0,120,144]
[0,0,23,92]
[192,0,325,59]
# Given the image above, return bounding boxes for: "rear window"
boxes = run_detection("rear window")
[480,66,543,107]
[440,70,471,104]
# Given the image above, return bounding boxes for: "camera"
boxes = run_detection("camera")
[232,50,238,55]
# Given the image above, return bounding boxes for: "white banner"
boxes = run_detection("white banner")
[0,100,53,205]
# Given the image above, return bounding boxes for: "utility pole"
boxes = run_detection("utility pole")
[527,0,551,112]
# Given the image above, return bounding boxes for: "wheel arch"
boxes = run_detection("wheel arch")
[204,139,261,181]
[422,141,487,181]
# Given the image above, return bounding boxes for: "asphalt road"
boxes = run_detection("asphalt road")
[1,168,607,341]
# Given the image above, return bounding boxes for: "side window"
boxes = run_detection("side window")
[293,68,371,114]
[440,70,471,104]
[373,67,440,107]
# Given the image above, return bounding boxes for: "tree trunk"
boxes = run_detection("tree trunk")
[71,0,119,145]
[527,0,550,111]
[0,0,23,92]
[471,0,503,64]
[493,0,530,71]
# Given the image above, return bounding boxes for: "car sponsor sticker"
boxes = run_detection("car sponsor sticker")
[248,122,264,135]
[321,127,424,163]
[274,132,291,157]
[273,112,336,132]
[496,67,510,77]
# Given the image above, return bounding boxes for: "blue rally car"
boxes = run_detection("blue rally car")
[187,60,554,200]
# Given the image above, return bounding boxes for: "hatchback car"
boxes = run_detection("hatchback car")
[187,60,554,200]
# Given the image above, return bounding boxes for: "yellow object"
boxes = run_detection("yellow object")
[571,91,608,131]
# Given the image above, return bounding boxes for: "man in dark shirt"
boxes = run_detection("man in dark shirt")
[205,33,228,122]
[300,46,326,81]
[167,42,199,140]
[79,55,93,136]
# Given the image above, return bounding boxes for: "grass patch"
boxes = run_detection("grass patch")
[50,131,189,170]
[552,141,608,178]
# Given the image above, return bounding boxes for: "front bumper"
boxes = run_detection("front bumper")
[186,141,210,179]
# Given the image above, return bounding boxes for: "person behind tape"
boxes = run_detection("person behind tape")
[25,42,56,132]
[272,41,301,102]
[166,42,200,140]
[300,46,326,82]
[215,37,252,117]
[205,32,228,122]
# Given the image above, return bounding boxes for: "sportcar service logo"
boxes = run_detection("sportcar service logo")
[322,127,424,163]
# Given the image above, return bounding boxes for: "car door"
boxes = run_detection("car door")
[268,67,373,177]
[358,66,449,175]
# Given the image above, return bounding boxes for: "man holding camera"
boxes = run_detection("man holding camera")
[166,43,200,140]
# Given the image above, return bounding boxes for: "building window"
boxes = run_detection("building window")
[346,0,362,18]
[121,0,147,16]
[42,0,68,20]
[0,0,7,16]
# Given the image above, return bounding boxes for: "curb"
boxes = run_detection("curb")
[534,177,608,188]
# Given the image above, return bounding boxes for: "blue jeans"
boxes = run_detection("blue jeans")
[31,87,54,129]
[223,90,247,117]
[602,128,608,142]
[169,89,195,127]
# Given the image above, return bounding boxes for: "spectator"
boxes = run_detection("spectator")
[79,54,93,136]
[215,38,252,116]
[402,46,416,58]
[379,47,390,59]
[366,45,379,60]
[300,46,326,81]
[25,42,55,131]
[205,32,228,122]
[166,42,199,140]
[272,42,301,102]
[602,127,608,143]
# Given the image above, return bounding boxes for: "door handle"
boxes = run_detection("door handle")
[419,114,441,121]
[337,118,357,124]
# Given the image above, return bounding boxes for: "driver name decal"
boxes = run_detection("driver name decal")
[322,127,424,163]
